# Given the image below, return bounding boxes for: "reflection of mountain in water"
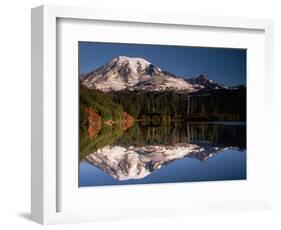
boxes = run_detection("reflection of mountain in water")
[80,122,246,181]
[85,144,230,181]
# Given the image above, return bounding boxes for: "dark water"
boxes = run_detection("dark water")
[79,122,246,187]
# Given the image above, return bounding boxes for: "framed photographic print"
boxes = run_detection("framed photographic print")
[31,5,274,224]
[78,42,247,187]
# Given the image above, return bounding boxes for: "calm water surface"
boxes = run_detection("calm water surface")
[79,122,246,187]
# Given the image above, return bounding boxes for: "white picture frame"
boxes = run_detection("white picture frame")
[31,4,274,225]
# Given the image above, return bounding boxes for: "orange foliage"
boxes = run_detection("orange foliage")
[84,107,102,139]
[122,112,134,130]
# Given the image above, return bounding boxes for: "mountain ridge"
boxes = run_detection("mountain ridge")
[81,56,229,92]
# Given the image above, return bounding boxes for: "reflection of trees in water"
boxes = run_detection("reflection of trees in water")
[79,124,124,160]
[116,122,246,150]
[80,122,246,160]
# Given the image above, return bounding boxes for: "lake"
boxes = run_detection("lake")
[79,121,246,187]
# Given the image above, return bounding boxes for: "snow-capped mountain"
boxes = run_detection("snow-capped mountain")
[82,56,225,92]
[185,74,225,90]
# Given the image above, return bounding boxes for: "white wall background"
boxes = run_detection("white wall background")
[0,0,280,229]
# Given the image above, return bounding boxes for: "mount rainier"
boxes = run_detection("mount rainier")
[81,56,225,92]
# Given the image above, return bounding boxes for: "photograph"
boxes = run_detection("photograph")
[78,42,246,187]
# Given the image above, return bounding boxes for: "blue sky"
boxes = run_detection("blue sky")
[79,42,246,86]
